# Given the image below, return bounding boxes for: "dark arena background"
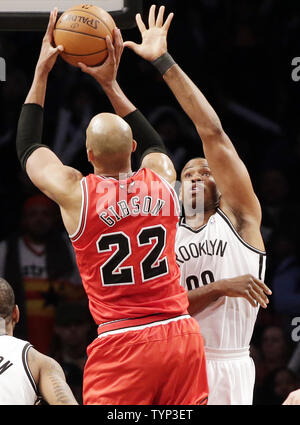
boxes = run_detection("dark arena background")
[0,0,300,407]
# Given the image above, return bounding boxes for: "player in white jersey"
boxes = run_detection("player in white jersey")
[175,204,266,404]
[124,5,272,404]
[0,278,78,405]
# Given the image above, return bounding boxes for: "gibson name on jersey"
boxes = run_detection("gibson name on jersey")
[98,195,166,227]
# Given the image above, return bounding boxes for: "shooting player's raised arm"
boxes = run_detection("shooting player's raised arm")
[16,9,82,209]
[79,27,175,185]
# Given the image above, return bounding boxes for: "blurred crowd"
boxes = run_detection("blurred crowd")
[0,0,300,404]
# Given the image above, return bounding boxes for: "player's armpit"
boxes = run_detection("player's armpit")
[141,152,177,187]
[28,348,78,405]
[26,147,83,207]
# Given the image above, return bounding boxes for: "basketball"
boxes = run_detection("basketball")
[53,4,116,67]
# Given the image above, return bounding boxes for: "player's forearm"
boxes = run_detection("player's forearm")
[42,373,78,405]
[25,66,49,107]
[188,280,226,315]
[38,355,78,405]
[101,80,167,165]
[100,80,136,117]
[163,64,223,139]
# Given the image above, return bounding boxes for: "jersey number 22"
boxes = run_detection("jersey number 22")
[97,225,168,285]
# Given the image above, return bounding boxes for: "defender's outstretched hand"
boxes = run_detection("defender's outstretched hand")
[78,27,123,88]
[37,8,64,75]
[124,4,173,62]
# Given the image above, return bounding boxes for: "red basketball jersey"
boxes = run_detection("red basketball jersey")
[70,168,188,325]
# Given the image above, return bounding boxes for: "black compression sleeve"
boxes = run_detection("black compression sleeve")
[16,103,49,170]
[123,109,167,166]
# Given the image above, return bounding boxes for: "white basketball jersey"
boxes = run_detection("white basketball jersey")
[175,208,266,350]
[0,335,38,405]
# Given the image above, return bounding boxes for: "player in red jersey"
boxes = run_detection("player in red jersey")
[16,9,208,404]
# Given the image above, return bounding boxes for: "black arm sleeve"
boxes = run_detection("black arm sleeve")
[16,103,50,170]
[123,109,167,166]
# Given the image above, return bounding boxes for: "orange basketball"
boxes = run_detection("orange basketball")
[53,4,116,67]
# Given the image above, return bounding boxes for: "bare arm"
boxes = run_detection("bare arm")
[188,275,272,316]
[78,29,136,118]
[125,5,261,222]
[162,65,261,221]
[27,347,78,405]
[78,28,174,184]
[282,389,300,405]
[18,9,82,208]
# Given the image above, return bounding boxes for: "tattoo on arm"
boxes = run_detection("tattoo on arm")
[47,372,73,404]
[38,354,78,405]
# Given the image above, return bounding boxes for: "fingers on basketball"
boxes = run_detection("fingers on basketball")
[53,5,116,67]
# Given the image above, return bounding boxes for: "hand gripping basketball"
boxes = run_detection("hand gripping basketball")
[54,4,116,67]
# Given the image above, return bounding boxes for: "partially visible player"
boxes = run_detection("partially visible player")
[78,9,270,320]
[0,278,78,405]
[283,389,300,405]
[124,5,272,405]
[15,9,208,405]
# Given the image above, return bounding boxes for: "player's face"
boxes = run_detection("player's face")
[180,158,219,214]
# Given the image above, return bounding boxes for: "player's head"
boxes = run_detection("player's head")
[86,113,137,174]
[0,278,19,335]
[180,157,220,215]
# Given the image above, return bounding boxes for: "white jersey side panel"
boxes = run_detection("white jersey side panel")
[0,336,38,405]
[175,208,266,350]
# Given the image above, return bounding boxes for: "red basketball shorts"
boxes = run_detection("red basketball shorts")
[83,314,208,405]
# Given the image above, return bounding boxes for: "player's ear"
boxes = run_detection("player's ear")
[12,305,20,326]
[87,148,93,164]
[132,139,137,153]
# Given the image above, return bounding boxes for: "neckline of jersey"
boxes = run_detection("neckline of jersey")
[179,216,208,233]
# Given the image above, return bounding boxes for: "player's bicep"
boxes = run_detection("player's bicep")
[201,130,261,220]
[141,152,177,187]
[26,147,82,206]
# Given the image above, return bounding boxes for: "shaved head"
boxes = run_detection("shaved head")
[0,278,15,322]
[86,113,134,172]
[0,278,19,335]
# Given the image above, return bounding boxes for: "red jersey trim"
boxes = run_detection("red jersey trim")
[69,178,88,242]
[95,169,142,181]
[97,313,190,338]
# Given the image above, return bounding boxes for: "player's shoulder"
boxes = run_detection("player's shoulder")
[139,166,172,186]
